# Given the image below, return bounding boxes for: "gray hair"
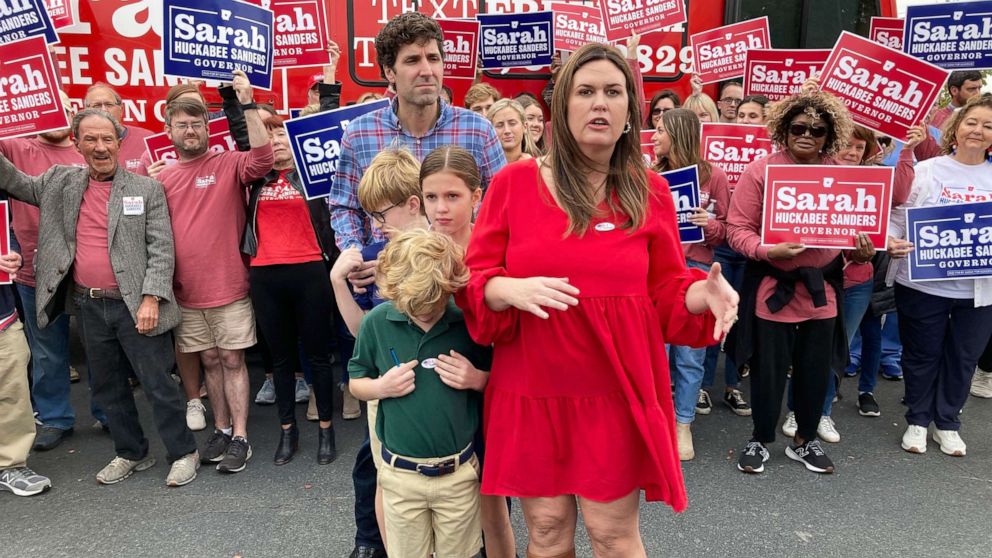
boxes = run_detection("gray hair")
[71,109,125,140]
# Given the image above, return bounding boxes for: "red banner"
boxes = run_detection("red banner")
[0,36,68,140]
[143,118,235,163]
[44,0,74,29]
[690,17,770,84]
[640,129,656,167]
[599,0,687,43]
[868,16,904,50]
[553,3,607,52]
[820,31,948,142]
[761,164,894,249]
[244,0,329,69]
[700,123,773,188]
[743,49,829,101]
[438,19,479,80]
[0,200,9,285]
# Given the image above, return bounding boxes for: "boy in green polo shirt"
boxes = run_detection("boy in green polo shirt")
[348,229,490,558]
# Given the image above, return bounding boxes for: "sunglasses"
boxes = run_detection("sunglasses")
[789,123,828,138]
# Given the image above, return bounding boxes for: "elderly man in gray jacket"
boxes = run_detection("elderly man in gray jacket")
[0,109,199,487]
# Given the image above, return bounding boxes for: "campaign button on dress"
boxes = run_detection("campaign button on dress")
[594,222,616,232]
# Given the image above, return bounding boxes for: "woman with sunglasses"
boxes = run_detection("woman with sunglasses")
[726,90,867,475]
[645,90,682,129]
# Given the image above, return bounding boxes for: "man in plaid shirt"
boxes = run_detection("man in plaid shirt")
[329,12,506,252]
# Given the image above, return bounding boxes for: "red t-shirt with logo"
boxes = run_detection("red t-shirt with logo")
[0,138,85,287]
[158,145,274,308]
[120,125,156,175]
[251,170,322,267]
[73,179,118,290]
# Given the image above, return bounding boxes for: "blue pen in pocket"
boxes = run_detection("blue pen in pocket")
[389,348,401,368]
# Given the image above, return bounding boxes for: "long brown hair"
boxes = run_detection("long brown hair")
[420,146,481,192]
[546,43,648,235]
[652,108,712,184]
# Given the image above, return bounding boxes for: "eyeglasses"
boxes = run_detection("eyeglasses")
[651,107,673,116]
[789,123,828,138]
[369,203,400,224]
[86,101,120,110]
[719,97,742,107]
[170,122,206,132]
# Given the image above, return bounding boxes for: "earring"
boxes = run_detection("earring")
[623,121,632,134]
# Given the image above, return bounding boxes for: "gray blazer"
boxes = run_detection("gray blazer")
[0,155,179,336]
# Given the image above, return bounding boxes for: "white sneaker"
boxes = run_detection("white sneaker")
[186,398,206,431]
[817,416,841,443]
[166,451,200,487]
[295,379,310,403]
[781,412,797,438]
[96,455,156,485]
[933,429,966,456]
[970,369,992,398]
[901,425,928,454]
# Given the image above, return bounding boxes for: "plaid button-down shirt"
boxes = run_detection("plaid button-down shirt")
[329,98,507,249]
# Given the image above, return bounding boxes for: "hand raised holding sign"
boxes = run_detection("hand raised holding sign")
[324,41,340,82]
[848,232,875,264]
[231,70,254,104]
[690,74,703,97]
[903,124,926,151]
[800,73,820,94]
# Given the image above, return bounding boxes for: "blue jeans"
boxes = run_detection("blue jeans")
[703,246,745,389]
[671,261,712,424]
[788,280,872,416]
[880,312,902,375]
[17,283,74,430]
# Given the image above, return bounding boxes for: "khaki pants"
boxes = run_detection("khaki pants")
[378,447,482,558]
[0,322,35,469]
[367,400,383,469]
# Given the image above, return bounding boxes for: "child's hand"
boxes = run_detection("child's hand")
[435,350,489,392]
[379,360,417,398]
[331,247,363,284]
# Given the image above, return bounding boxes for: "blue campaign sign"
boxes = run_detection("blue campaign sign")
[162,0,275,89]
[478,11,554,69]
[285,99,391,200]
[903,1,992,70]
[0,0,57,44]
[659,165,704,244]
[907,201,992,282]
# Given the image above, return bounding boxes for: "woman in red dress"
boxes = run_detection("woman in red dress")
[457,44,739,558]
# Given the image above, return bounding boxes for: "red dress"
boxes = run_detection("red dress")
[457,159,717,512]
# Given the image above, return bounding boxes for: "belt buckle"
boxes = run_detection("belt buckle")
[88,288,101,299]
[418,458,456,477]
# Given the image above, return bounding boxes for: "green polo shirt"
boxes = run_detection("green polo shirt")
[348,299,490,458]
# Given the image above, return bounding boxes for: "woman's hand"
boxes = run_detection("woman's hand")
[848,233,875,264]
[902,124,926,151]
[689,74,703,97]
[888,236,914,259]
[800,73,820,94]
[701,263,739,340]
[767,242,806,260]
[625,32,641,60]
[687,207,710,227]
[485,276,580,319]
[435,350,489,392]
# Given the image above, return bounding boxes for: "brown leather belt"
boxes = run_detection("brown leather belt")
[74,285,124,300]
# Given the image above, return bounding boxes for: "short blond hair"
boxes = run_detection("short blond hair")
[358,149,423,213]
[377,229,469,317]
[465,83,500,109]
[299,103,321,117]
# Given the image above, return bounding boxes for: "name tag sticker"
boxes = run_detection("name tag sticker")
[123,196,144,216]
[421,358,439,369]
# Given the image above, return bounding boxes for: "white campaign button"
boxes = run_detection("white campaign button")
[421,358,438,369]
[594,222,616,232]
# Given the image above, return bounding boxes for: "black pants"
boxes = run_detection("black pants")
[978,333,992,372]
[895,284,992,430]
[249,261,335,424]
[750,317,835,443]
[75,295,196,463]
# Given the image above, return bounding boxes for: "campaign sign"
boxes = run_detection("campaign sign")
[743,49,829,101]
[599,0,687,43]
[904,1,992,70]
[0,0,57,44]
[163,0,275,89]
[907,201,992,281]
[246,0,328,69]
[553,2,607,52]
[761,165,894,249]
[869,16,904,50]
[438,19,479,79]
[144,118,236,164]
[286,98,390,199]
[820,32,948,142]
[478,12,554,69]
[0,36,67,140]
[0,200,9,285]
[700,123,773,187]
[659,165,704,244]
[43,0,73,30]
[690,17,770,85]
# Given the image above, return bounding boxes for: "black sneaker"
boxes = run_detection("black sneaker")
[737,440,769,474]
[200,430,232,463]
[217,436,252,473]
[786,439,834,474]
[723,389,752,416]
[858,392,881,417]
[695,390,712,415]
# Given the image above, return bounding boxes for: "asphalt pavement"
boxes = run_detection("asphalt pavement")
[3,347,991,557]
